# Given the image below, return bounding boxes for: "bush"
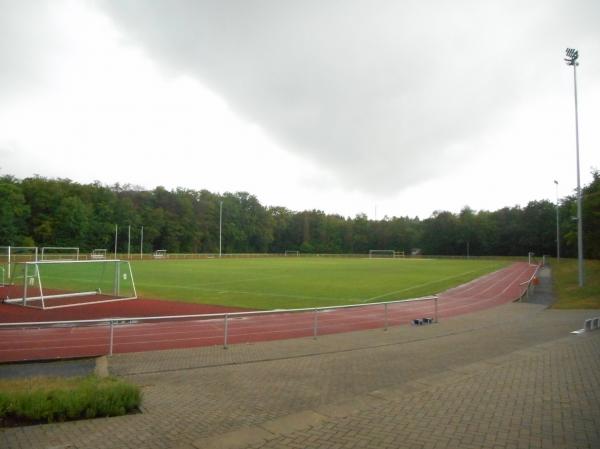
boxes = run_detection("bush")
[0,375,141,426]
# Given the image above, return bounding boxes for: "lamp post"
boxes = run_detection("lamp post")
[554,180,560,263]
[564,48,584,286]
[219,200,223,258]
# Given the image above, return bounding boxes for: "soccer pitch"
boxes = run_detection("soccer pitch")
[130,257,508,310]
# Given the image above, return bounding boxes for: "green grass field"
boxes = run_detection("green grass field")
[552,259,600,309]
[127,257,508,309]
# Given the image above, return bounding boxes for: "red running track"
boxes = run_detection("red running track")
[0,262,537,363]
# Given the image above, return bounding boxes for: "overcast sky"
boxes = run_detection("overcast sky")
[1,0,599,219]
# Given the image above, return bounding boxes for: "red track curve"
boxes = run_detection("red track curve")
[0,262,537,363]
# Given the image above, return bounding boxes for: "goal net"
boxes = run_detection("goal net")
[90,249,107,259]
[4,259,137,309]
[41,247,80,261]
[0,246,39,284]
[284,250,300,256]
[369,250,397,258]
[153,250,167,259]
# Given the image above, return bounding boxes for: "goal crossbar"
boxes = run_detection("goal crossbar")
[1,246,40,280]
[90,249,107,259]
[369,250,397,258]
[41,246,80,261]
[153,250,167,259]
[4,259,137,309]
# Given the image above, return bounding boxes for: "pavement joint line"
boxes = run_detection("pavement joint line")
[189,333,591,449]
[192,410,330,449]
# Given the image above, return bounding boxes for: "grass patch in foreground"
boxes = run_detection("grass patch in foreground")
[0,375,141,426]
[552,259,600,309]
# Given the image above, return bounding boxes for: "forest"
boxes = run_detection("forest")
[1,172,599,259]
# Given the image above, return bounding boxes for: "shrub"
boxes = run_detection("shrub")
[0,375,141,426]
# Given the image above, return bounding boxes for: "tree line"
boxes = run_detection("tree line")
[1,172,599,259]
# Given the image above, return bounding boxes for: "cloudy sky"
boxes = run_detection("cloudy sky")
[1,0,599,218]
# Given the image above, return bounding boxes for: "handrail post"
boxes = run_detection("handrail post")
[384,303,388,331]
[223,314,229,349]
[434,296,438,323]
[313,308,318,340]
[109,320,114,356]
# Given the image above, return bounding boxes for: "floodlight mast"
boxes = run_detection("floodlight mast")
[219,200,223,258]
[564,48,584,286]
[554,180,560,263]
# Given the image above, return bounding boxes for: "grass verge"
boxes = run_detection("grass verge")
[551,259,600,309]
[0,375,141,427]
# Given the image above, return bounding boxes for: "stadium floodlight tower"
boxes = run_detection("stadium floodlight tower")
[219,200,223,258]
[564,48,584,286]
[554,180,560,263]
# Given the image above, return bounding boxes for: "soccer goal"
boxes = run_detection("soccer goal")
[90,249,107,260]
[41,247,80,261]
[4,259,137,309]
[528,252,539,265]
[369,250,397,258]
[153,249,167,259]
[284,250,300,256]
[0,246,39,282]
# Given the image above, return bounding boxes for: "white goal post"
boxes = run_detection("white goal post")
[41,246,80,261]
[91,249,107,259]
[0,246,39,281]
[153,249,167,259]
[369,250,399,258]
[4,259,137,309]
[284,250,300,256]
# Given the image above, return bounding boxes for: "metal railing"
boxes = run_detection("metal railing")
[0,295,438,358]
[518,264,541,301]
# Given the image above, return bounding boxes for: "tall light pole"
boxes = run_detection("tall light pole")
[127,225,131,260]
[114,224,118,259]
[554,180,560,263]
[219,201,223,258]
[564,48,584,286]
[140,226,144,260]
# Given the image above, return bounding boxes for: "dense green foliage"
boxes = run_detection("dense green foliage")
[129,258,506,309]
[552,259,600,309]
[0,376,141,425]
[1,172,599,257]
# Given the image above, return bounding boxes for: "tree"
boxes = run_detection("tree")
[0,177,30,244]
[2,173,598,258]
[53,196,92,246]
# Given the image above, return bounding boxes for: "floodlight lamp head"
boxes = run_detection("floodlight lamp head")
[564,48,579,65]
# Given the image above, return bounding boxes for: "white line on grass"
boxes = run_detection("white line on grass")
[360,269,479,303]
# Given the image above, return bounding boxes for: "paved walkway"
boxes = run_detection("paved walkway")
[1,277,599,449]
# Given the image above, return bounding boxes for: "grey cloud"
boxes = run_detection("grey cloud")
[100,0,600,195]
[0,1,61,99]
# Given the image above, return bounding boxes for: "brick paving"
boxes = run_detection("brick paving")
[1,299,599,449]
